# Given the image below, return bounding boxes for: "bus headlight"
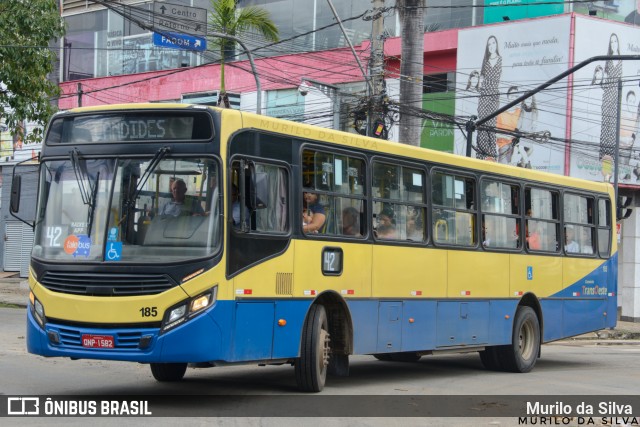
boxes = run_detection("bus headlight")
[168,305,187,324]
[160,286,217,334]
[30,292,46,328]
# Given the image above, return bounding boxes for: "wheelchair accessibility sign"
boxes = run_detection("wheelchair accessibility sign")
[105,241,122,262]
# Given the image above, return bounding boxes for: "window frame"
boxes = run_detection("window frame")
[597,197,612,259]
[562,191,597,257]
[371,156,429,244]
[430,167,478,248]
[229,155,292,237]
[300,146,368,239]
[479,177,522,252]
[524,186,560,254]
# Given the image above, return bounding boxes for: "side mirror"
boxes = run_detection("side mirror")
[9,162,38,228]
[10,175,21,213]
[249,163,269,210]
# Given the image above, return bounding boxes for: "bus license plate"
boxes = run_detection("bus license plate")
[82,334,114,349]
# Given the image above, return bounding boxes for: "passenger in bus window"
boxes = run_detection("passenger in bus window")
[160,179,204,216]
[231,184,249,228]
[482,220,491,247]
[406,207,424,241]
[376,206,397,239]
[564,227,580,253]
[302,191,326,234]
[526,220,541,250]
[581,228,594,254]
[341,207,361,237]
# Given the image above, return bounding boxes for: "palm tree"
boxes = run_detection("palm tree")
[208,0,279,107]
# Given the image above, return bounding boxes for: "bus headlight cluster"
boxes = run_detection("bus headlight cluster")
[160,286,217,334]
[29,292,46,328]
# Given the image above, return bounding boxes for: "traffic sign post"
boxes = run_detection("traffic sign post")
[153,1,207,36]
[153,32,207,51]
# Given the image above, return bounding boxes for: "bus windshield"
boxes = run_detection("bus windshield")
[33,156,221,263]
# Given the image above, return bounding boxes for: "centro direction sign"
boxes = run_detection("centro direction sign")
[153,1,207,36]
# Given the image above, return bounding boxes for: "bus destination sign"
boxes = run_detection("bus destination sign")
[47,112,214,144]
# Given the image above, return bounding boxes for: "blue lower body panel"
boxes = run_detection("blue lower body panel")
[27,299,314,363]
[27,291,615,363]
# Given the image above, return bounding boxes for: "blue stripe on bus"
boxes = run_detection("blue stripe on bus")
[27,254,617,363]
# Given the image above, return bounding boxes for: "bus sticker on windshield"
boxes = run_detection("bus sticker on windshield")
[46,226,62,247]
[108,227,119,242]
[105,241,122,262]
[63,234,91,257]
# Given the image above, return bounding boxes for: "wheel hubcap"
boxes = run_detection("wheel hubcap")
[518,320,535,360]
[320,328,330,369]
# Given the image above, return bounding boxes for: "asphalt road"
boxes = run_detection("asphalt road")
[1,306,639,426]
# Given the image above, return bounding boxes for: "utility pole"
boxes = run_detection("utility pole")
[370,0,385,96]
[397,0,425,146]
[77,83,83,107]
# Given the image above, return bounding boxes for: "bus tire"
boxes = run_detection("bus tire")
[150,362,187,382]
[500,306,540,373]
[295,304,330,392]
[479,347,501,371]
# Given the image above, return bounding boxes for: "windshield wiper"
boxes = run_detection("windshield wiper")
[70,149,101,237]
[70,148,92,206]
[86,171,100,238]
[120,146,171,225]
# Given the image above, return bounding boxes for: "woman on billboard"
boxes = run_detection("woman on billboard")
[476,35,502,161]
[599,33,622,162]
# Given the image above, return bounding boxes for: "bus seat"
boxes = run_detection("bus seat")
[143,215,208,246]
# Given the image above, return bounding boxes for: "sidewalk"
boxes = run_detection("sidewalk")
[1,275,639,339]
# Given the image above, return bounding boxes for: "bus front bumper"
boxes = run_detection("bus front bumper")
[26,301,232,363]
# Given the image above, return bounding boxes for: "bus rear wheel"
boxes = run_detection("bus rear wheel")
[502,306,540,373]
[295,304,331,392]
[150,362,187,382]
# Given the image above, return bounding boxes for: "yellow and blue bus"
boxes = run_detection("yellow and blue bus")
[11,104,616,392]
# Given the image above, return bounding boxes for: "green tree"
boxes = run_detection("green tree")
[0,0,65,143]
[208,0,278,107]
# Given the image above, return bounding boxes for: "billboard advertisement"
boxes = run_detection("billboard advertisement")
[570,16,640,185]
[484,0,565,24]
[421,93,455,153]
[454,15,571,174]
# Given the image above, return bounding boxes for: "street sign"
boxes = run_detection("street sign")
[153,1,207,37]
[153,32,207,51]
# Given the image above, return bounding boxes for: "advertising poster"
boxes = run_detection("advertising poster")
[454,15,571,175]
[570,16,640,186]
[574,0,640,24]
[483,0,565,24]
[421,93,455,152]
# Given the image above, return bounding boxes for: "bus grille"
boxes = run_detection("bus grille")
[39,272,176,296]
[57,327,147,349]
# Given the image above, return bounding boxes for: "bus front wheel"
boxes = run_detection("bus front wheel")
[150,362,187,382]
[295,304,330,392]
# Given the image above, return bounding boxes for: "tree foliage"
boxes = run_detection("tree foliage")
[208,0,278,96]
[0,0,65,142]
